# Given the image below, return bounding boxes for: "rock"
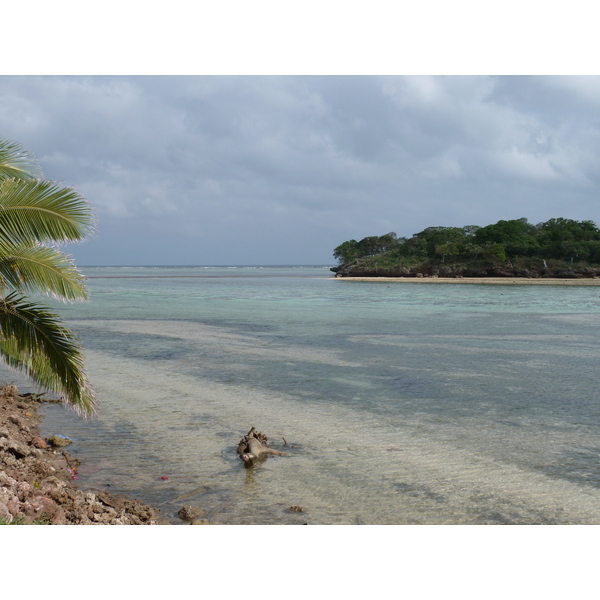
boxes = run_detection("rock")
[41,476,68,491]
[0,501,13,523]
[97,492,129,511]
[97,507,118,521]
[3,453,18,467]
[45,435,73,447]
[31,437,50,449]
[190,518,210,525]
[126,501,159,523]
[6,497,20,517]
[178,505,206,521]
[8,419,30,434]
[0,471,17,490]
[49,506,67,525]
[33,460,55,479]
[22,496,62,523]
[7,441,31,458]
[16,481,32,501]
[1,384,18,398]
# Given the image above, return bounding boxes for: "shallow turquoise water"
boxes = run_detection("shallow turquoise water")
[14,266,600,524]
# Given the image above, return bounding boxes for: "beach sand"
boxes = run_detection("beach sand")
[333,277,600,285]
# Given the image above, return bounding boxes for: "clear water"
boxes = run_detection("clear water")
[13,266,600,524]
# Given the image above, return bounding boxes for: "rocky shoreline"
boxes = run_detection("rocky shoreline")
[331,264,600,279]
[0,386,164,525]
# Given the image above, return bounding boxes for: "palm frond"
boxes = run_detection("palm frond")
[0,138,42,181]
[0,292,96,416]
[0,178,94,246]
[0,138,95,417]
[0,243,88,301]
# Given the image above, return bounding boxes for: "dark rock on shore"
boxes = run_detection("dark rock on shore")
[0,387,163,525]
[46,434,73,448]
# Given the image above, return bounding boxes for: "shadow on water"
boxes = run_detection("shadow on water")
[534,444,600,489]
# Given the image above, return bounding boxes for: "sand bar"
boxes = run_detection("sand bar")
[333,276,600,286]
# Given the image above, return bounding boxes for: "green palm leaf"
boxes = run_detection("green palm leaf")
[0,138,41,180]
[0,243,88,301]
[0,292,95,415]
[0,137,95,416]
[0,178,94,246]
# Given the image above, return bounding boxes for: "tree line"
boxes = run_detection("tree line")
[333,218,600,267]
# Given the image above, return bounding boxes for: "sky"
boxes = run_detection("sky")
[1,75,600,266]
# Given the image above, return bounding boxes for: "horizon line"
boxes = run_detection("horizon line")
[79,263,335,268]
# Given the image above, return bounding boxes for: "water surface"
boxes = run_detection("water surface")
[16,266,600,524]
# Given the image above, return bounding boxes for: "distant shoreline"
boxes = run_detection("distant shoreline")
[333,277,600,286]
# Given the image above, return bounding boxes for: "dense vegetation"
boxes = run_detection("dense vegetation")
[332,218,600,278]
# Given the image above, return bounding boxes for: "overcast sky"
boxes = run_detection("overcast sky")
[1,75,599,265]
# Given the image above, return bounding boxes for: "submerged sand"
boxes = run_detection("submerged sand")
[333,277,600,286]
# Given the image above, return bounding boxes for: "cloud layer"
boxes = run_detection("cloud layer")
[1,76,599,265]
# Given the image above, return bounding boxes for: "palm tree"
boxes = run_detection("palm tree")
[0,137,95,415]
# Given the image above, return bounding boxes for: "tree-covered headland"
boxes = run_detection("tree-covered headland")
[332,218,600,279]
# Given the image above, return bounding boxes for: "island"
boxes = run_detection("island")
[331,218,600,281]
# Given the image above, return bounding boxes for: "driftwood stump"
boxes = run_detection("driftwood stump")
[237,427,289,467]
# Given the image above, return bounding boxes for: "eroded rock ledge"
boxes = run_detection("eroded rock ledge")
[331,264,600,279]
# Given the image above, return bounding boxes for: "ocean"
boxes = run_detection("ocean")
[13,266,600,524]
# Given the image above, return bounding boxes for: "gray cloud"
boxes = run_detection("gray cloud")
[1,75,599,265]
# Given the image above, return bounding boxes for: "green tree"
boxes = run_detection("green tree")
[461,242,484,259]
[334,232,401,264]
[537,218,600,260]
[435,241,461,263]
[333,239,359,264]
[474,218,538,257]
[356,232,399,257]
[587,240,600,263]
[0,138,95,415]
[483,243,507,264]
[413,226,467,258]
